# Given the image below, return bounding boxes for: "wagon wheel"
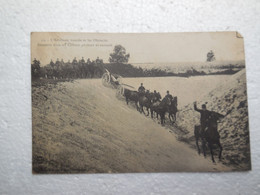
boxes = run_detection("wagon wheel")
[102,73,110,87]
[117,76,123,85]
[116,85,125,99]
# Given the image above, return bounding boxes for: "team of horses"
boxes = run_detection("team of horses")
[123,88,225,163]
[124,88,178,125]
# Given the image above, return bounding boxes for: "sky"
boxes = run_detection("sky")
[31,32,245,66]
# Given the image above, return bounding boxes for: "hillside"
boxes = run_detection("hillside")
[32,79,231,173]
[176,69,251,170]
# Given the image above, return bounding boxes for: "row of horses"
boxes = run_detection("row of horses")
[123,89,178,125]
[123,88,226,163]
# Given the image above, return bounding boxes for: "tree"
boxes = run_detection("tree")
[31,58,41,79]
[109,45,130,64]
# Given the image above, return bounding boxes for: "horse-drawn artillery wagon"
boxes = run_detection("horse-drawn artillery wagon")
[101,69,136,98]
[101,69,178,124]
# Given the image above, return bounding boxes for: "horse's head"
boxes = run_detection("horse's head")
[151,94,158,103]
[207,111,224,129]
[162,97,171,107]
[210,111,224,121]
[170,97,177,107]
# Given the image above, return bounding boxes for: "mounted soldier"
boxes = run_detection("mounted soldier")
[87,58,91,65]
[138,83,145,96]
[165,90,173,101]
[156,91,162,101]
[194,102,225,162]
[80,57,85,63]
[60,58,64,66]
[72,57,78,66]
[145,89,151,99]
[153,90,161,102]
[96,56,102,64]
[194,102,211,136]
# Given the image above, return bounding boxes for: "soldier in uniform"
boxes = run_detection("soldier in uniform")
[96,57,101,64]
[80,57,85,63]
[194,102,211,137]
[165,90,173,100]
[153,90,161,102]
[145,89,150,98]
[87,58,91,65]
[72,57,78,65]
[138,83,145,96]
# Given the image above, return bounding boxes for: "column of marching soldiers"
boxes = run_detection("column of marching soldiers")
[32,57,105,79]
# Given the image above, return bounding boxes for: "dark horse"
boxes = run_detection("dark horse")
[138,92,154,116]
[150,97,171,125]
[194,111,225,163]
[124,88,139,111]
[168,96,178,123]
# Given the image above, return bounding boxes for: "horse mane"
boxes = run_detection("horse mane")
[161,97,168,103]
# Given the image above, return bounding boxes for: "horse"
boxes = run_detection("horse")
[124,88,139,111]
[168,96,178,123]
[194,111,225,163]
[138,93,152,116]
[150,97,171,125]
[149,93,162,119]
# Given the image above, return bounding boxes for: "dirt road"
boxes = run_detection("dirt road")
[32,79,232,173]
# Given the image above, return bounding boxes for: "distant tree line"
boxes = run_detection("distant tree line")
[206,64,245,69]
[31,45,243,80]
[31,59,243,80]
[31,59,41,79]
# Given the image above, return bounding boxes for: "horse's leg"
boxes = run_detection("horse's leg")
[142,106,145,114]
[139,105,142,113]
[209,143,215,163]
[140,106,144,114]
[151,110,153,118]
[194,127,200,154]
[217,140,223,161]
[161,113,165,125]
[169,113,174,124]
[126,97,129,105]
[146,107,149,116]
[202,139,207,157]
[135,101,139,111]
[195,137,200,155]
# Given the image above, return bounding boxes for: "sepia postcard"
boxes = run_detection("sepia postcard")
[31,32,251,173]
